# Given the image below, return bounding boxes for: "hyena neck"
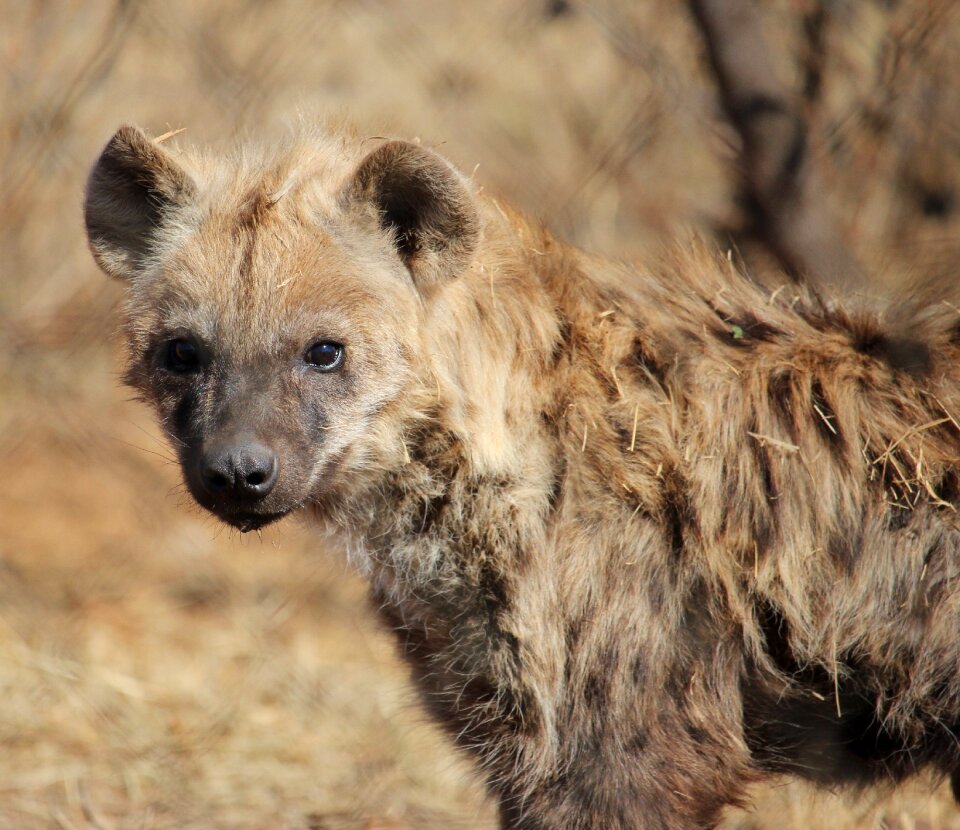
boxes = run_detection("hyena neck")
[326,215,575,606]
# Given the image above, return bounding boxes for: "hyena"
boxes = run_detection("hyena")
[85,123,960,829]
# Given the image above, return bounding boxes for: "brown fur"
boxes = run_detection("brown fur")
[85,122,960,829]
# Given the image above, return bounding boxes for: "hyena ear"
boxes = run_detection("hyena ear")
[347,141,479,292]
[84,125,197,281]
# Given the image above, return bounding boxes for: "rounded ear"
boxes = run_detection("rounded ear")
[346,140,479,292]
[84,124,197,281]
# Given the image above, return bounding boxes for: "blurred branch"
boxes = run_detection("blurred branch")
[689,0,864,295]
[800,4,827,105]
[2,0,138,214]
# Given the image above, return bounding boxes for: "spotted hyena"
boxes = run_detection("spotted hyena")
[85,122,960,829]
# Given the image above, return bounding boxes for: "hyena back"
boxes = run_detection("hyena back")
[85,123,960,829]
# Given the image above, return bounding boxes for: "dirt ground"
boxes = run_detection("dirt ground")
[5,1,960,827]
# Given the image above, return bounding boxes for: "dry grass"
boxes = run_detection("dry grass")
[4,1,960,827]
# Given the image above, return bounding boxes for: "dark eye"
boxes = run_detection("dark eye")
[305,341,345,371]
[166,338,201,373]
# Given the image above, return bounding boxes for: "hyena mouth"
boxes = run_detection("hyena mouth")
[221,510,291,533]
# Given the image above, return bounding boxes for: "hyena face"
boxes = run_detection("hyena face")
[84,126,478,530]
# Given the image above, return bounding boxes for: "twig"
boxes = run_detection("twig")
[874,417,950,464]
[747,431,800,454]
[154,127,186,143]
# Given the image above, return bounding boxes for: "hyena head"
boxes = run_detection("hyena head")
[84,125,479,531]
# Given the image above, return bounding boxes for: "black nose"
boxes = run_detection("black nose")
[200,442,279,500]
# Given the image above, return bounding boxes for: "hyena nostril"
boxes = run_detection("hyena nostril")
[239,449,278,497]
[200,442,279,501]
[207,470,230,491]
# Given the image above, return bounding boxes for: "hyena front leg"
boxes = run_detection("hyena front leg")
[495,759,742,829]
[493,700,750,830]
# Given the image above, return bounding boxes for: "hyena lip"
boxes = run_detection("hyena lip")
[221,510,290,533]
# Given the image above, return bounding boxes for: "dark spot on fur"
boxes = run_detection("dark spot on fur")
[735,311,781,343]
[679,582,727,671]
[630,654,646,685]
[662,485,687,559]
[724,325,755,349]
[583,672,608,708]
[405,425,457,467]
[646,577,667,615]
[884,338,932,374]
[744,422,776,555]
[708,307,780,349]
[612,418,651,459]
[236,183,277,233]
[412,492,450,535]
[597,368,622,402]
[938,469,960,505]
[841,683,922,771]
[755,600,801,674]
[544,0,571,18]
[885,503,913,531]
[748,418,777,505]
[683,331,705,351]
[826,523,862,572]
[546,458,566,512]
[456,673,498,709]
[299,391,327,436]
[853,327,932,374]
[660,468,697,562]
[714,309,783,349]
[563,617,585,684]
[565,617,584,654]
[625,731,648,753]
[498,796,550,830]
[549,315,572,367]
[685,724,710,745]
[172,389,197,438]
[477,561,511,629]
[514,687,542,735]
[768,369,799,442]
[633,336,668,391]
[596,644,617,677]
[495,685,541,737]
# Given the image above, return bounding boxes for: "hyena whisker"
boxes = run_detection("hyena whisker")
[114,438,179,466]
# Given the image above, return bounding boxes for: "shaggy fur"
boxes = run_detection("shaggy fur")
[85,122,960,829]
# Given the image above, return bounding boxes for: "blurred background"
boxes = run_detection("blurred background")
[4,1,960,827]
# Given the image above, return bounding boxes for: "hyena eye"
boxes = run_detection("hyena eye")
[165,338,201,373]
[305,341,345,371]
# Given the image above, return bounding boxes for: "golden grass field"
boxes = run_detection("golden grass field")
[5,1,960,827]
